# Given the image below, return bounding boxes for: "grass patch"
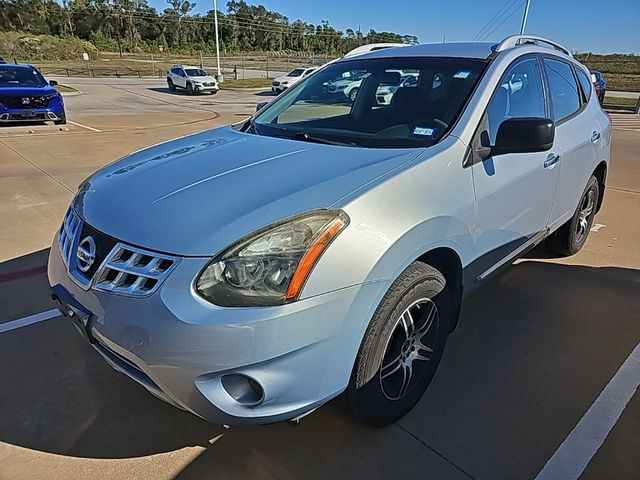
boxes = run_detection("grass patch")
[54,84,78,93]
[221,78,272,89]
[604,96,638,107]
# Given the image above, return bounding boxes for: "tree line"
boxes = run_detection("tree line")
[0,0,419,55]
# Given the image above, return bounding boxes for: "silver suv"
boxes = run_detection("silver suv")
[49,35,610,427]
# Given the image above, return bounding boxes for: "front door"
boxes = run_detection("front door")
[471,56,560,271]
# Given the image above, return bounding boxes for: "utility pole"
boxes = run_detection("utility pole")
[213,0,223,82]
[520,0,531,34]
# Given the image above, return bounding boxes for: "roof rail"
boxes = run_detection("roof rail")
[494,35,572,58]
[344,43,408,58]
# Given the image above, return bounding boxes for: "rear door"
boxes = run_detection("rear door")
[175,68,187,88]
[470,56,560,273]
[542,57,600,230]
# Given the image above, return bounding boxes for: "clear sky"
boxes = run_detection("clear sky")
[164,0,639,54]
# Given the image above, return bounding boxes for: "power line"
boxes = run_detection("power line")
[479,0,526,41]
[473,0,518,41]
[62,7,348,38]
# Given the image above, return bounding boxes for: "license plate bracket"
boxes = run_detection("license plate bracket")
[51,284,96,344]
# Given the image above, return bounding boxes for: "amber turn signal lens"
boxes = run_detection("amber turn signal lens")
[286,216,348,300]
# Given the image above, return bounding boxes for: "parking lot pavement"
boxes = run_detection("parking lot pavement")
[0,78,270,263]
[0,83,639,479]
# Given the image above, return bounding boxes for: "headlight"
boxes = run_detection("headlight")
[282,81,289,85]
[196,210,349,307]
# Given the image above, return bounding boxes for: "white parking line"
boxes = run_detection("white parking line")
[0,309,60,334]
[68,120,101,132]
[535,342,640,480]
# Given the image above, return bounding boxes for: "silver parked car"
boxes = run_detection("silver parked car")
[49,35,611,427]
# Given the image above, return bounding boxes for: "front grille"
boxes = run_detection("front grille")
[58,207,179,297]
[59,207,82,267]
[93,244,177,296]
[202,82,216,87]
[0,95,50,109]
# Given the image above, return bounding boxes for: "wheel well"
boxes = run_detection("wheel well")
[416,247,463,332]
[593,161,607,213]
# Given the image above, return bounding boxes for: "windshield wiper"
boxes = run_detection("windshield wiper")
[289,132,356,147]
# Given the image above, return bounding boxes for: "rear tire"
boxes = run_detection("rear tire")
[547,175,600,256]
[167,78,176,91]
[344,261,451,427]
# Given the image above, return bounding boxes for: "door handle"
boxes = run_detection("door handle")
[591,131,601,143]
[544,153,560,168]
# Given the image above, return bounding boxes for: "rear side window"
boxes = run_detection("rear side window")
[575,68,592,102]
[543,58,581,122]
[486,57,546,144]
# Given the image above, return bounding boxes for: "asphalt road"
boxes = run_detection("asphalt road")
[0,78,639,479]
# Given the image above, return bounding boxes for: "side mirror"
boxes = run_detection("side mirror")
[49,80,58,86]
[256,101,269,112]
[489,117,555,157]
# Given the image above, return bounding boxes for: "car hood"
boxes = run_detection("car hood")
[191,76,217,83]
[75,126,422,256]
[0,85,58,97]
[274,75,298,83]
[329,79,360,88]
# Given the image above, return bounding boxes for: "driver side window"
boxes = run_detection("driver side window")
[486,58,545,144]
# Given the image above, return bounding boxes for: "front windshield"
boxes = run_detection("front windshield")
[287,68,305,77]
[0,66,48,87]
[185,68,208,77]
[253,57,487,148]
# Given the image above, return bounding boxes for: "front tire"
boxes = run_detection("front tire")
[548,175,600,256]
[54,115,66,125]
[186,82,194,95]
[344,262,451,427]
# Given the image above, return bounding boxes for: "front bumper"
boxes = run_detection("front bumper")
[0,107,64,122]
[193,84,219,93]
[48,231,382,425]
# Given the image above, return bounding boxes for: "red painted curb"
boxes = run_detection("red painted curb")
[0,265,47,284]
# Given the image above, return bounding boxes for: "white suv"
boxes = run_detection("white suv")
[166,65,219,95]
[272,66,317,93]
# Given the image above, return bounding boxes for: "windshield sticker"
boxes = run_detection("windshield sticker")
[454,70,471,79]
[412,126,436,137]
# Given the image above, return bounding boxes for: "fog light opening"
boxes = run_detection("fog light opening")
[221,374,265,407]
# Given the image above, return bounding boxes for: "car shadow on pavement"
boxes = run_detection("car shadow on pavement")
[0,248,639,479]
[147,87,215,97]
[254,90,278,97]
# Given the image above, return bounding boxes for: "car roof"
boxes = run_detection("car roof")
[171,65,205,70]
[348,42,497,61]
[339,36,574,63]
[0,63,37,69]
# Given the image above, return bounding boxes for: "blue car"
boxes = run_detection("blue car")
[589,69,607,104]
[0,64,66,125]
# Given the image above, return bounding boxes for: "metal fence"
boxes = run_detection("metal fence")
[35,53,336,80]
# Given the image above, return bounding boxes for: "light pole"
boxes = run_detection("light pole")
[520,0,531,34]
[213,0,223,82]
